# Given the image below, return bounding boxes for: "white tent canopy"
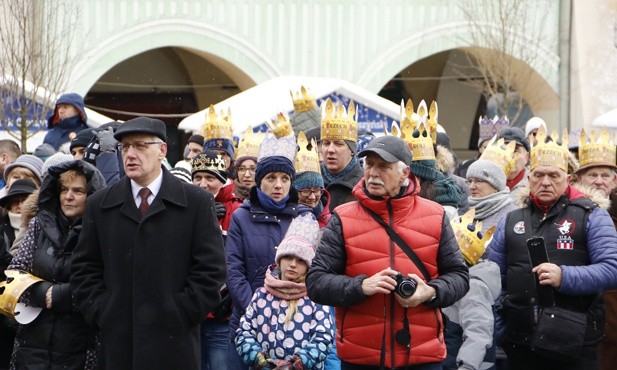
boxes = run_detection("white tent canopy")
[179,76,404,136]
[592,108,617,128]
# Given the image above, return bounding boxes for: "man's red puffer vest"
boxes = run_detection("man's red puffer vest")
[334,176,446,368]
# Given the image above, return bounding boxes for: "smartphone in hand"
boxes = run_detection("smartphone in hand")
[526,236,555,307]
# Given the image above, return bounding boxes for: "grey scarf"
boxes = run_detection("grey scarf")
[468,188,512,220]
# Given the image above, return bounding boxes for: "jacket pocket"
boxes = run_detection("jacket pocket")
[339,308,347,342]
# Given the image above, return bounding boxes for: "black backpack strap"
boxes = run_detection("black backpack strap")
[360,203,432,282]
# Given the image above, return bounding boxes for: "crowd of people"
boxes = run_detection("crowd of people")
[0,89,617,370]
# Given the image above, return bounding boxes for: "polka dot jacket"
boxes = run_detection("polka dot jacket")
[235,287,334,369]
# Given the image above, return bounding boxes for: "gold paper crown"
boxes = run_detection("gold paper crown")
[320,98,358,142]
[236,127,265,159]
[290,86,317,113]
[191,152,227,173]
[578,128,617,170]
[399,99,437,161]
[266,112,293,139]
[200,105,234,141]
[0,270,43,321]
[530,126,569,172]
[450,209,496,266]
[295,131,321,174]
[479,138,517,177]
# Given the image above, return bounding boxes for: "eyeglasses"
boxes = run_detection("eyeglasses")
[118,141,164,153]
[237,166,256,174]
[298,188,323,197]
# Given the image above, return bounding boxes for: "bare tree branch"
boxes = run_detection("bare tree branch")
[457,0,553,126]
[0,0,82,151]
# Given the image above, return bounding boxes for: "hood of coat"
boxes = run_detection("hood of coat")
[37,160,106,217]
[435,144,456,174]
[515,182,610,210]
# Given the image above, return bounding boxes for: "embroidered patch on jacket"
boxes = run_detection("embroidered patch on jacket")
[555,219,575,250]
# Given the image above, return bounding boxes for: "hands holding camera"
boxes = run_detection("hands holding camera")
[361,268,437,308]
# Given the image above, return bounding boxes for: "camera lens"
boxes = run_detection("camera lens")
[398,280,416,298]
[394,273,417,298]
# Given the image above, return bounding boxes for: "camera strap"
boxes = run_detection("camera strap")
[360,203,431,282]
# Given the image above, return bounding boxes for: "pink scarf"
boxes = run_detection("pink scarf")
[263,266,307,300]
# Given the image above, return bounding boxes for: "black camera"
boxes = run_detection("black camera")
[394,273,417,298]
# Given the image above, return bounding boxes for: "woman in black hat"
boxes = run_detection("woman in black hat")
[0,179,38,370]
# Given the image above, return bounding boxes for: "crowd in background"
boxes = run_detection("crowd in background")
[0,89,617,370]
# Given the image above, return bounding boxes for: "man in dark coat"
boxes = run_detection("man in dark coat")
[71,117,226,370]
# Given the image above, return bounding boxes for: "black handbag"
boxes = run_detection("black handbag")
[531,305,587,361]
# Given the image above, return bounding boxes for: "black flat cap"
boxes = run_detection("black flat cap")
[114,117,167,142]
[0,179,37,208]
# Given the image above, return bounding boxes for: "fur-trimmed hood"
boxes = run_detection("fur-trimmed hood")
[514,182,611,210]
[435,144,456,174]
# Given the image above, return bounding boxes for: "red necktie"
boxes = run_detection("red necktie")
[138,187,151,216]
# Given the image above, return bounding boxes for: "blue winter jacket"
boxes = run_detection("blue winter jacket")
[44,93,89,150]
[225,187,312,337]
[489,206,617,297]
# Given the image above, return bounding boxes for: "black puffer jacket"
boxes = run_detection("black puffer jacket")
[9,160,105,369]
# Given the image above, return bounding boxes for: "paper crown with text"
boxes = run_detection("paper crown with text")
[577,128,617,171]
[450,209,495,266]
[395,99,438,161]
[478,115,510,145]
[0,270,44,324]
[290,85,317,113]
[191,152,227,173]
[320,98,358,142]
[236,127,265,159]
[199,105,234,141]
[295,131,321,174]
[530,126,569,172]
[266,112,294,139]
[479,137,517,177]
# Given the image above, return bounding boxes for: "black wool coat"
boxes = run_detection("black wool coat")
[70,168,226,370]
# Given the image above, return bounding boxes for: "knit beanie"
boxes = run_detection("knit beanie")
[4,155,44,183]
[170,166,192,184]
[466,159,507,191]
[255,156,295,187]
[33,144,57,162]
[235,156,258,169]
[42,153,74,178]
[275,214,320,267]
[70,128,97,151]
[409,159,439,181]
[187,134,205,146]
[345,140,357,155]
[290,108,321,138]
[293,171,324,191]
[203,138,235,160]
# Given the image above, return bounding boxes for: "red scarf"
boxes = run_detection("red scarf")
[506,169,525,190]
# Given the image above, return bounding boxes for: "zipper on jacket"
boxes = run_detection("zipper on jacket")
[387,200,397,366]
[339,308,347,342]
